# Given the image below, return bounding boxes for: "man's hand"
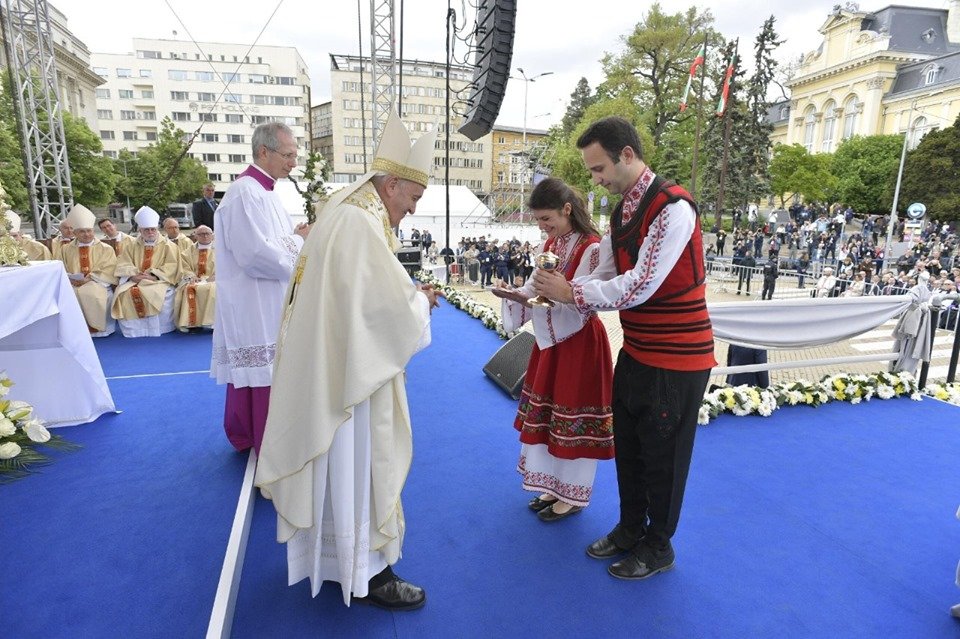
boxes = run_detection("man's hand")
[417,283,445,312]
[294,222,311,240]
[490,282,531,307]
[131,273,158,284]
[533,269,574,304]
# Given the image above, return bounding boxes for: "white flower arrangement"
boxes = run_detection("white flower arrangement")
[922,381,960,405]
[415,270,520,339]
[0,370,79,482]
[699,371,925,425]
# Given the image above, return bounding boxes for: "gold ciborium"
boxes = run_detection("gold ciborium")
[528,251,561,308]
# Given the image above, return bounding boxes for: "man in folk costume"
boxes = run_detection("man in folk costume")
[4,211,51,260]
[60,204,119,336]
[534,116,716,580]
[51,221,75,260]
[211,122,310,454]
[111,206,179,337]
[97,217,135,257]
[255,111,443,611]
[174,225,216,332]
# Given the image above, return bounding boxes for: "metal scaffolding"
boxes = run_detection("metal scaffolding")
[0,0,73,238]
[369,0,395,143]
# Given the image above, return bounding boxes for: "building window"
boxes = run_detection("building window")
[228,154,246,163]
[139,69,152,78]
[923,64,939,86]
[93,67,108,77]
[197,92,216,102]
[227,133,245,143]
[168,70,188,81]
[842,96,860,139]
[141,90,154,99]
[201,133,219,143]
[225,115,243,124]
[224,93,241,103]
[199,113,218,122]
[145,131,157,141]
[821,101,836,153]
[202,153,221,162]
[251,115,270,124]
[172,112,191,122]
[95,88,110,99]
[103,150,117,159]
[208,173,221,182]
[223,73,241,84]
[803,107,817,153]
[116,68,131,78]
[100,130,115,140]
[120,110,136,120]
[123,131,138,141]
[908,116,929,150]
[118,90,134,99]
[140,111,156,120]
[171,91,189,101]
[137,50,161,59]
[97,109,113,120]
[248,74,267,84]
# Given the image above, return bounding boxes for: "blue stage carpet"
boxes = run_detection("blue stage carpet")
[231,304,960,638]
[0,331,243,638]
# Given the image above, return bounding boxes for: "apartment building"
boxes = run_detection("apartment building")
[91,38,309,192]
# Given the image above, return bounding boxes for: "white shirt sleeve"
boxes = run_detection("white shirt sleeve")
[222,185,302,282]
[571,200,696,312]
[412,291,432,354]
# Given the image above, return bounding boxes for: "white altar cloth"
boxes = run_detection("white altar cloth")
[0,261,117,427]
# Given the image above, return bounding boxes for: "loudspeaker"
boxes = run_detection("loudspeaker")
[397,247,422,265]
[459,0,518,141]
[482,330,535,400]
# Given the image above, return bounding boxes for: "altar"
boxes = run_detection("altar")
[0,261,116,427]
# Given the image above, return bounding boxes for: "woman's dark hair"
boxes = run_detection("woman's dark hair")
[527,177,600,237]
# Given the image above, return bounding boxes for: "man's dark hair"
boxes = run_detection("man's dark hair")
[576,116,644,164]
[96,217,112,229]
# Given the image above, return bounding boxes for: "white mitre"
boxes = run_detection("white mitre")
[317,110,437,227]
[134,206,160,229]
[4,210,21,233]
[65,204,96,230]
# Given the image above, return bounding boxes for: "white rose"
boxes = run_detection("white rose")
[0,384,8,397]
[0,418,16,437]
[0,441,21,459]
[24,420,50,443]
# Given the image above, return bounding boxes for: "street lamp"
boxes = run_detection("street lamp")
[512,67,553,210]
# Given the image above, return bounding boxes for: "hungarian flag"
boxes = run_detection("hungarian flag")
[716,54,736,116]
[679,44,705,112]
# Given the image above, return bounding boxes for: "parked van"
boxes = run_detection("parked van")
[164,203,194,229]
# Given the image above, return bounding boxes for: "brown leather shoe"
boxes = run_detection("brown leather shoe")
[354,575,426,611]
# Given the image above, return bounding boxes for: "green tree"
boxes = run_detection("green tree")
[830,134,902,213]
[742,16,782,205]
[560,78,596,138]
[599,3,722,145]
[769,143,836,205]
[900,115,960,222]
[62,111,116,206]
[115,117,208,212]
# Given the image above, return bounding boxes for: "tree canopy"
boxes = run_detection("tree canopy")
[830,134,902,213]
[900,115,960,222]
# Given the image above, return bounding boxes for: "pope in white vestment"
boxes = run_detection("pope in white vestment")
[255,111,441,610]
[211,123,308,453]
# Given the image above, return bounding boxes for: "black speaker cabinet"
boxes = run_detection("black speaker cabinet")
[483,330,535,400]
[459,0,518,141]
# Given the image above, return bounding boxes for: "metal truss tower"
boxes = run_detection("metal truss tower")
[369,0,396,144]
[1,0,73,237]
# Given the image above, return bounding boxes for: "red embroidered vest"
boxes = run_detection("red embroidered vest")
[612,176,716,371]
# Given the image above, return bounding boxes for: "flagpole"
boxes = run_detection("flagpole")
[690,33,709,201]
[715,38,738,232]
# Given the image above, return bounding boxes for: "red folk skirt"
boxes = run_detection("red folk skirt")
[513,315,614,460]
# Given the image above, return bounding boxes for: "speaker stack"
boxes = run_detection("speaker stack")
[396,247,422,276]
[459,0,518,141]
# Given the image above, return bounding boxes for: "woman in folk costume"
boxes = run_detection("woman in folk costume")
[492,177,614,521]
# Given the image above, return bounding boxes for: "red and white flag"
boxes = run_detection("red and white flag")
[679,44,705,112]
[716,54,737,117]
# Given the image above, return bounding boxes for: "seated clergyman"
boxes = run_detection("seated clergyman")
[3,211,51,260]
[97,217,135,257]
[174,225,216,332]
[51,221,75,260]
[110,206,180,338]
[60,204,119,336]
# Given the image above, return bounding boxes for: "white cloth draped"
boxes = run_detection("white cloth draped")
[501,233,600,349]
[709,295,916,350]
[211,173,303,388]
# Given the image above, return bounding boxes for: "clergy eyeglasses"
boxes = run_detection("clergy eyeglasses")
[268,148,298,162]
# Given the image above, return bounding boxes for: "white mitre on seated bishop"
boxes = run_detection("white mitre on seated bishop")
[134,205,160,231]
[4,209,21,233]
[64,203,97,230]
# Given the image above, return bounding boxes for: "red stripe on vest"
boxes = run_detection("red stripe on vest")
[614,181,716,371]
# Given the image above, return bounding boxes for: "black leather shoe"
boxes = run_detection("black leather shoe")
[528,495,557,512]
[537,504,583,522]
[608,543,675,580]
[354,575,426,611]
[586,535,630,559]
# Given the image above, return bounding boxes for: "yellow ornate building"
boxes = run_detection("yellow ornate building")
[771,3,960,152]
